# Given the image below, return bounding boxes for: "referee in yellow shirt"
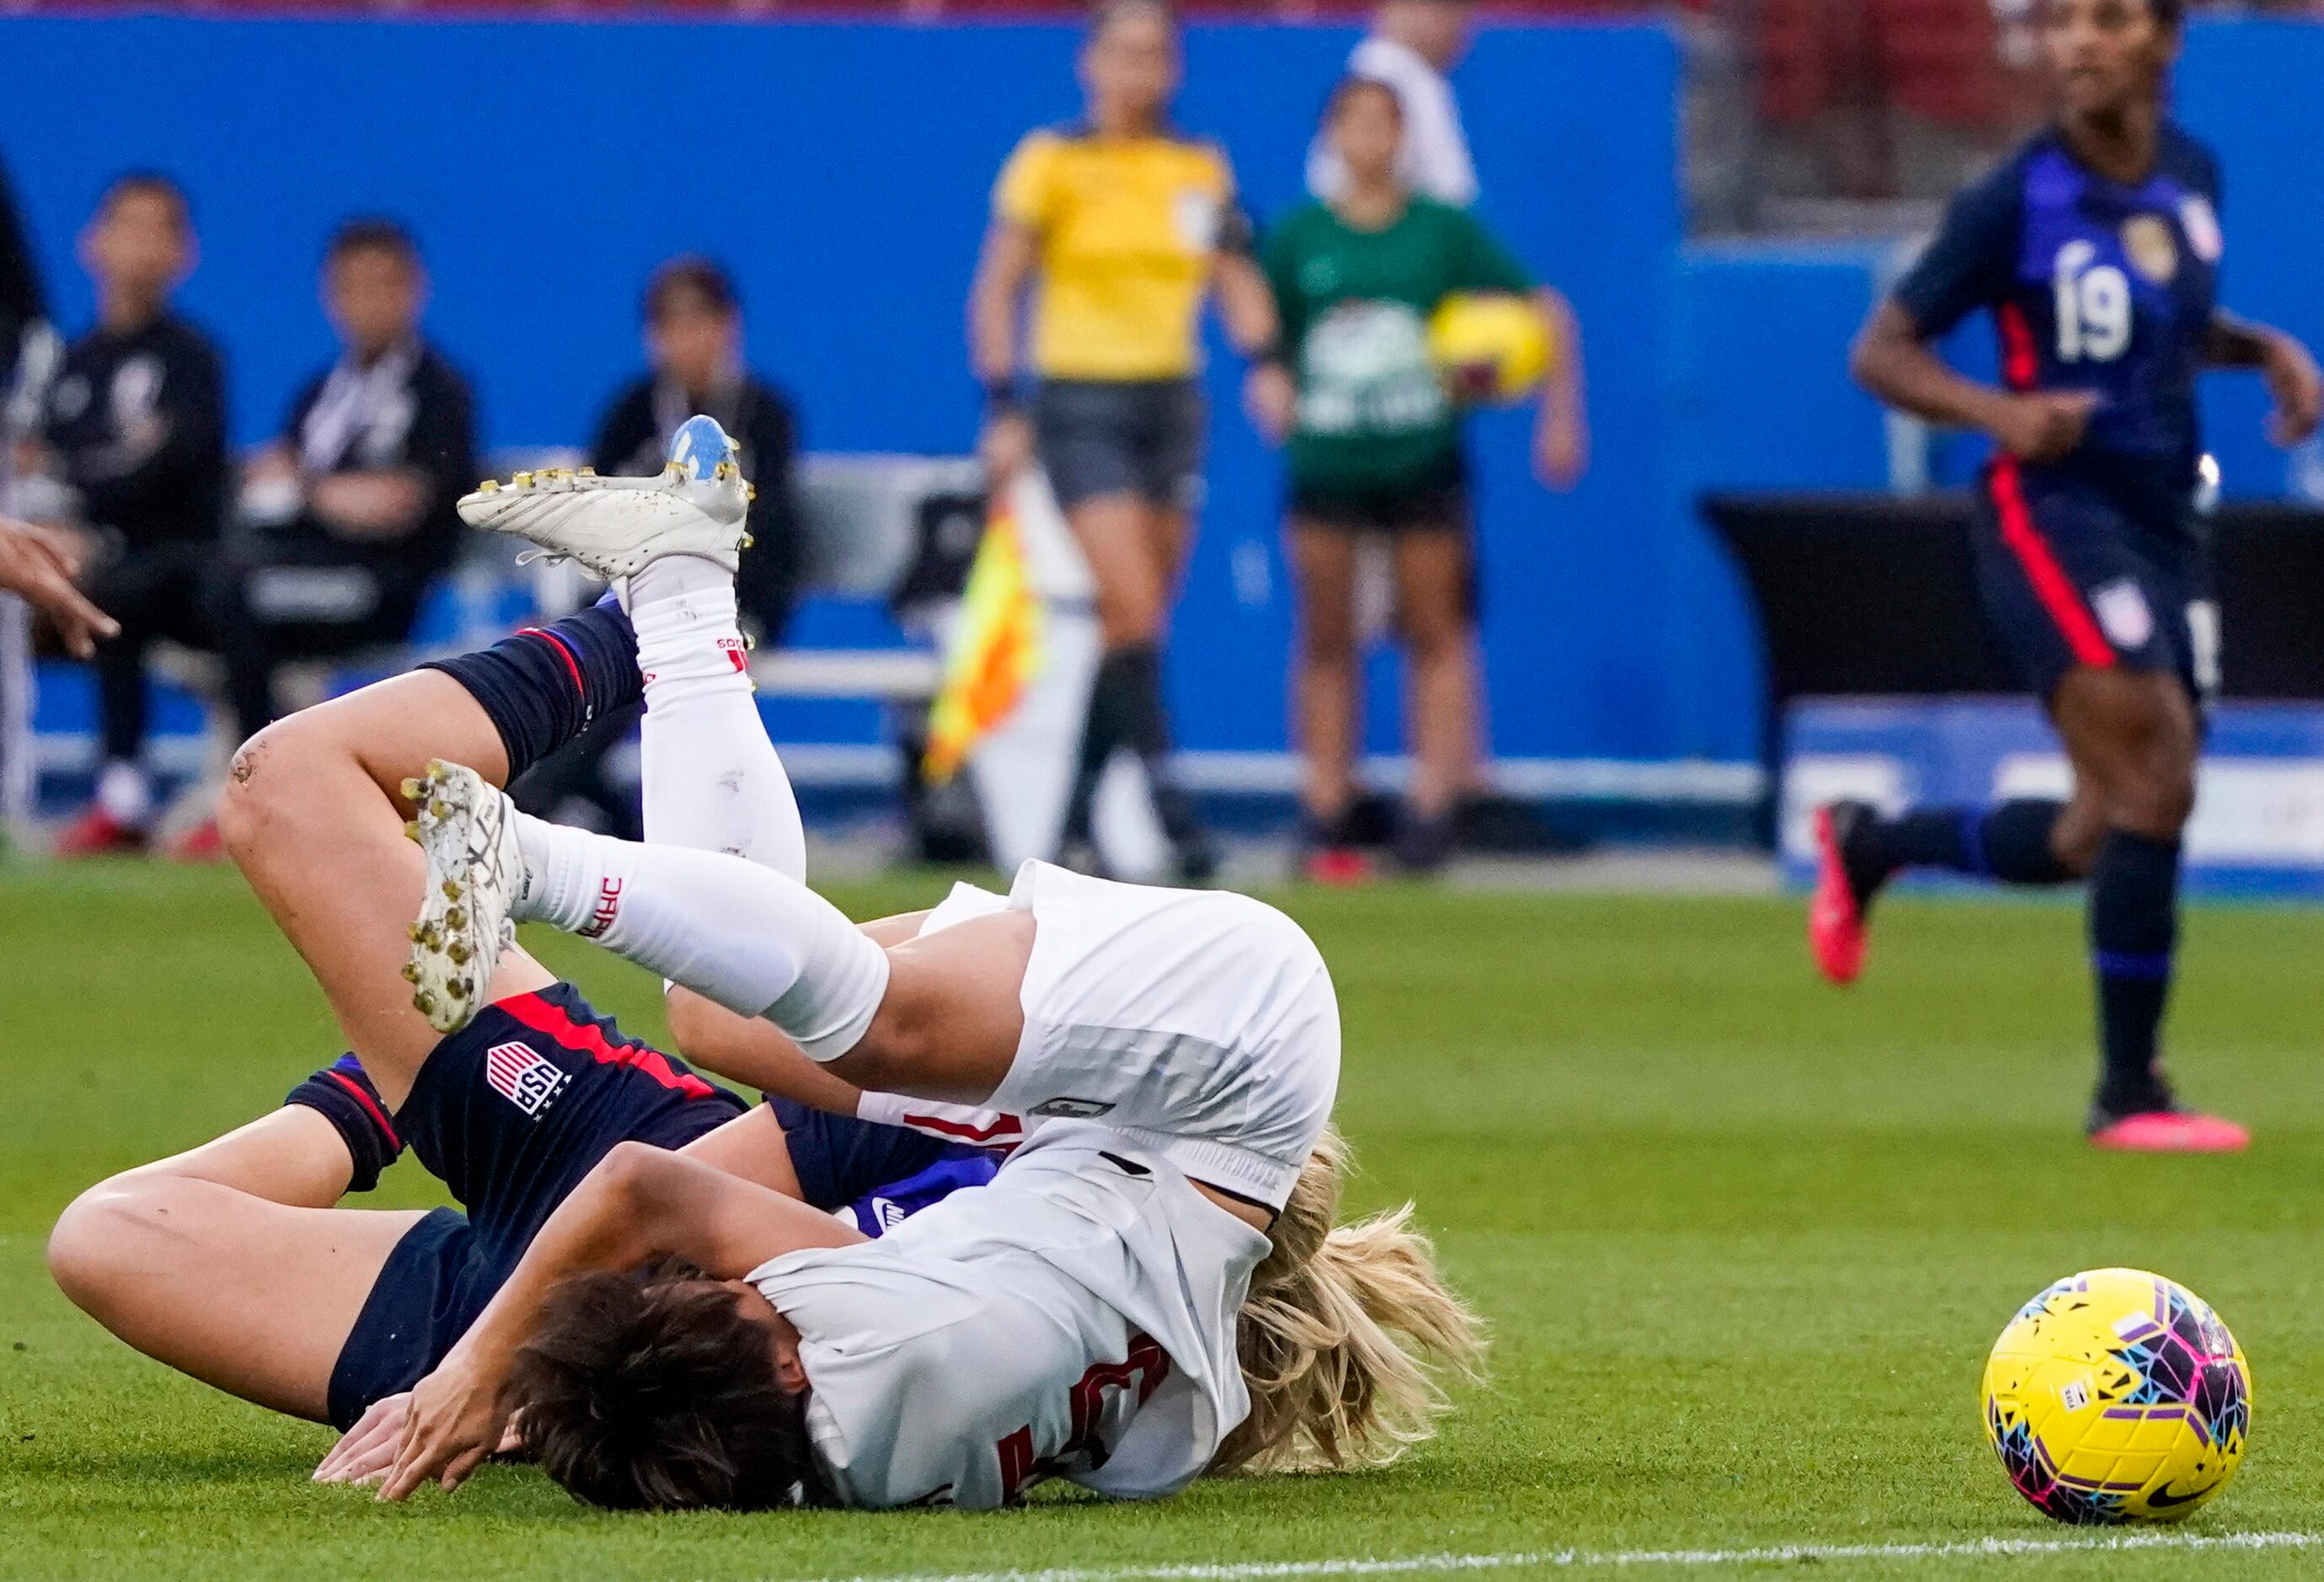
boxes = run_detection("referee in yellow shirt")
[970,0,1290,883]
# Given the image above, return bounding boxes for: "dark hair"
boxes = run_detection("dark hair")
[644,256,739,326]
[99,172,190,232]
[1324,74,1404,128]
[326,216,421,270]
[2148,0,2183,28]
[508,1265,821,1511]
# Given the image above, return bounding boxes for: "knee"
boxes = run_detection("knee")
[47,1180,158,1318]
[1397,605,1467,663]
[1096,591,1165,650]
[1298,612,1357,671]
[2112,761,2197,836]
[216,715,333,863]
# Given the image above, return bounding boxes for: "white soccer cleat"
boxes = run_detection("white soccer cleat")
[457,414,752,579]
[401,758,524,1035]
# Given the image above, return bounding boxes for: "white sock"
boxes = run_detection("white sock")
[629,555,806,882]
[95,760,151,827]
[511,811,887,1061]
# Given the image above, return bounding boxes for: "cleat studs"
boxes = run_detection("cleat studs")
[401,962,421,983]
[442,879,463,901]
[577,466,596,477]
[400,777,424,799]
[408,922,425,943]
[511,470,534,488]
[445,906,468,931]
[478,478,501,494]
[428,799,450,819]
[447,943,472,965]
[741,533,756,549]
[746,484,758,501]
[404,820,421,842]
[415,990,437,1015]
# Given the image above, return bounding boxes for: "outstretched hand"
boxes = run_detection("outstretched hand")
[316,1392,521,1488]
[377,1350,510,1502]
[0,517,117,658]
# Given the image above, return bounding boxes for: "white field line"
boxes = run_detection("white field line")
[801,1529,2321,1582]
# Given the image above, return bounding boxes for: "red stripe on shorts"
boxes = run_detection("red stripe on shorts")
[494,991,719,1100]
[900,1110,1024,1146]
[516,627,586,697]
[1988,456,2117,669]
[326,1068,400,1151]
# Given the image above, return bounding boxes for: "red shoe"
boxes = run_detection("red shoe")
[52,807,148,858]
[1304,847,1372,887]
[1807,804,1868,986]
[168,818,227,864]
[2088,1110,2251,1154]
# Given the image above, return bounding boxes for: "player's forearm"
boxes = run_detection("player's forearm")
[1850,304,2015,437]
[2205,311,2285,370]
[447,1151,667,1377]
[967,229,1031,387]
[1213,254,1282,363]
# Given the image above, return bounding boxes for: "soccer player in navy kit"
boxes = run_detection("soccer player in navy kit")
[1816,0,2321,1152]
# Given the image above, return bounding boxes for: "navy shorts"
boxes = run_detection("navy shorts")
[1973,458,2217,706]
[1033,377,1206,512]
[326,987,995,1428]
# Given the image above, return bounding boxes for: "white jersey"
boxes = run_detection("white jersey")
[1306,36,1479,206]
[749,1123,1270,1509]
[861,861,1338,1210]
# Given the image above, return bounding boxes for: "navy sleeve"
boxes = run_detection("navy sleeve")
[1892,165,2021,340]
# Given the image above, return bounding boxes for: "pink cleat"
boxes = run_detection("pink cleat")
[2088,1110,2251,1154]
[1807,804,1868,986]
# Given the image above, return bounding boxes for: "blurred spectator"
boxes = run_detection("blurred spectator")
[0,155,44,386]
[1307,0,1480,207]
[1,152,53,833]
[1266,78,1585,879]
[591,257,801,644]
[207,218,477,783]
[28,174,227,857]
[971,0,1285,882]
[509,257,801,841]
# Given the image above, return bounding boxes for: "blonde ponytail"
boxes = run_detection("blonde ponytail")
[1212,1125,1486,1476]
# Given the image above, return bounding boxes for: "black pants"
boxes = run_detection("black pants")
[209,522,434,742]
[83,541,219,765]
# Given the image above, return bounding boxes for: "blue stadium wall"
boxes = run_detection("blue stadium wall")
[2,14,2317,784]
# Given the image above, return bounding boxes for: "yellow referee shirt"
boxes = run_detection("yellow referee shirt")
[994,127,1239,382]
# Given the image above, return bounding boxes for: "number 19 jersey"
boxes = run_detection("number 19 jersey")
[1893,122,2223,523]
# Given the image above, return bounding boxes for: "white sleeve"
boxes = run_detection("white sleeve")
[1318,38,1477,207]
[1393,67,1477,205]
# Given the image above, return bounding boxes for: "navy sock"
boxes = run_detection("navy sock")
[283,1054,404,1194]
[421,593,641,783]
[1973,799,2073,885]
[1856,799,2071,889]
[2088,829,2182,1114]
[1861,808,1973,875]
[1061,646,1143,846]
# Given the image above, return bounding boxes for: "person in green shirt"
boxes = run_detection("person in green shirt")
[1256,77,1586,879]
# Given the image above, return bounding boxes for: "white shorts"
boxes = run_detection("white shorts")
[917,861,1340,1208]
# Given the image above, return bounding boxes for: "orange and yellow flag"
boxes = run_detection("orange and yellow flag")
[923,499,1043,784]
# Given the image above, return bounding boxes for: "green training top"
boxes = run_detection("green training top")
[1262,195,1532,495]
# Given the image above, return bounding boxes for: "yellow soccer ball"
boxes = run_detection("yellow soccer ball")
[1428,292,1554,406]
[1982,1268,2251,1525]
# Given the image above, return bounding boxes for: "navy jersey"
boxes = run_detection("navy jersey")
[1893,123,2224,517]
[40,311,228,547]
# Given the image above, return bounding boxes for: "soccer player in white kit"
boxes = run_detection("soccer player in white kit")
[378,420,1470,1510]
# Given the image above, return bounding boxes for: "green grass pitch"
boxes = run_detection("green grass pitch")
[5,863,2324,1579]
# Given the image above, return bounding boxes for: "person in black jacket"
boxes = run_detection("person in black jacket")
[591,257,801,643]
[510,258,799,839]
[206,219,478,784]
[31,174,228,856]
[0,152,45,391]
